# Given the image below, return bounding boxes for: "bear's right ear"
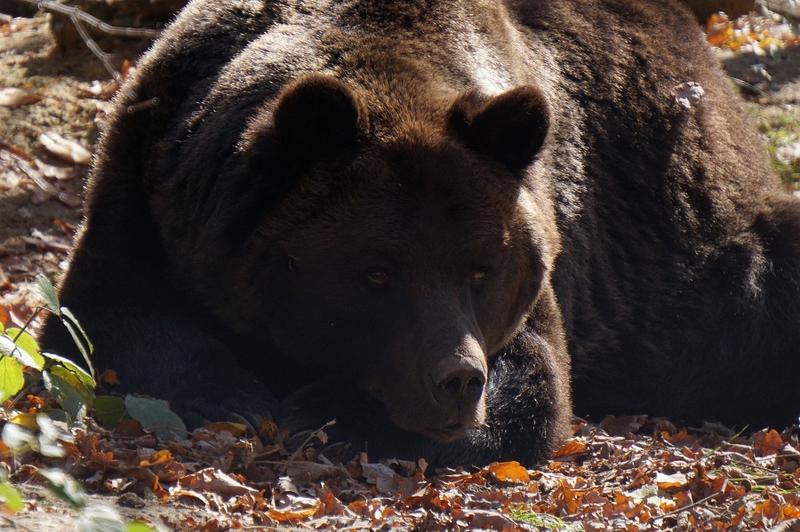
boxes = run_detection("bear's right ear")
[447,85,550,173]
[273,74,368,167]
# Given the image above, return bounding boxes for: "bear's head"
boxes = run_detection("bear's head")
[214,74,557,442]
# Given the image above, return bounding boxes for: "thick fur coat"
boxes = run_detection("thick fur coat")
[41,0,799,466]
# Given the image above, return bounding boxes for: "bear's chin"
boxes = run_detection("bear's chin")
[389,399,487,443]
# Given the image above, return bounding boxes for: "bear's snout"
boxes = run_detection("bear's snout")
[430,356,486,421]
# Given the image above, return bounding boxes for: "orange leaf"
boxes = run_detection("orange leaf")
[661,429,691,444]
[26,395,47,409]
[140,449,173,467]
[268,503,320,522]
[487,461,530,484]
[655,472,687,490]
[98,370,120,386]
[0,306,8,327]
[783,504,800,519]
[552,438,587,458]
[754,429,784,456]
[754,498,781,521]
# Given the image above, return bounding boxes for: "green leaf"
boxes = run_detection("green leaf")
[124,395,187,440]
[0,356,25,402]
[43,366,93,421]
[37,274,60,316]
[60,307,94,355]
[126,523,156,532]
[39,469,86,510]
[60,315,95,379]
[42,352,96,389]
[0,335,39,370]
[93,395,127,428]
[0,482,23,513]
[5,328,45,371]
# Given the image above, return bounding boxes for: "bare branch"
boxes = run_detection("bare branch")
[18,0,161,38]
[13,0,162,79]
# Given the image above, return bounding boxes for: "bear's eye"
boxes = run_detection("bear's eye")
[366,269,390,287]
[471,270,488,286]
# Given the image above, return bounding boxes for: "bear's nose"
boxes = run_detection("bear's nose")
[431,357,486,408]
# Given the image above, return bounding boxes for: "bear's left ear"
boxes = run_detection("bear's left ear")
[273,74,368,166]
[448,85,550,173]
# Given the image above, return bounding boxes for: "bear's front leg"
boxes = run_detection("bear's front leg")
[277,327,571,467]
[39,252,280,432]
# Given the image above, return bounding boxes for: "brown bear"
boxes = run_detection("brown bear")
[41,0,800,466]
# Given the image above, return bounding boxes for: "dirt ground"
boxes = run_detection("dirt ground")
[1,6,800,531]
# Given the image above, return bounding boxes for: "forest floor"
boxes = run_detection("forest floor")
[0,6,799,531]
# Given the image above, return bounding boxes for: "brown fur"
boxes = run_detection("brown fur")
[40,0,798,466]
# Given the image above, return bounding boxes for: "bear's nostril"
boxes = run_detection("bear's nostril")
[441,376,463,396]
[466,375,484,392]
[436,367,485,403]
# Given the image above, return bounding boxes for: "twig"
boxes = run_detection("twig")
[18,0,161,80]
[70,13,119,80]
[19,0,160,38]
[287,419,337,462]
[657,491,723,520]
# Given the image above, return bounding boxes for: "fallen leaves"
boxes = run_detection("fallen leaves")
[0,385,798,531]
[488,461,531,484]
[706,11,800,52]
[178,468,257,497]
[0,87,40,107]
[754,428,786,456]
[38,132,91,166]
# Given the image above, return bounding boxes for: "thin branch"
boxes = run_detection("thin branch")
[17,0,162,80]
[20,0,160,38]
[69,13,119,80]
[658,491,722,520]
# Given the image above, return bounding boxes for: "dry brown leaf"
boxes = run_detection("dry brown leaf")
[661,429,692,444]
[179,468,257,496]
[38,132,91,165]
[600,414,647,436]
[754,429,785,456]
[204,422,247,437]
[285,461,345,483]
[97,369,120,386]
[0,87,40,107]
[655,472,688,490]
[754,497,781,522]
[139,449,173,467]
[114,419,145,437]
[552,438,588,458]
[362,462,398,494]
[487,461,530,484]
[268,502,321,522]
[33,159,78,181]
[462,509,517,531]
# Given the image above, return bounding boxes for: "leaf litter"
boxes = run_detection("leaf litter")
[2,393,800,530]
